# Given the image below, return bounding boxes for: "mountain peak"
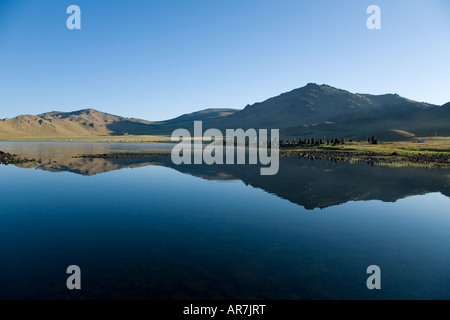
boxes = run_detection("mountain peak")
[39,108,102,118]
[301,83,342,94]
[305,82,331,87]
[304,83,331,90]
[71,108,102,115]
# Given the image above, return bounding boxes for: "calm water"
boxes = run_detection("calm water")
[0,142,449,299]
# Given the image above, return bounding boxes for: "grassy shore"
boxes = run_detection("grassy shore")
[283,137,450,153]
[280,137,450,167]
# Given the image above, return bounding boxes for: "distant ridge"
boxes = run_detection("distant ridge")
[0,84,449,140]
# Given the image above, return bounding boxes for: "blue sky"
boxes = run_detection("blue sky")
[0,0,449,120]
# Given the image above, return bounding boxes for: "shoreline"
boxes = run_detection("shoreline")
[2,137,450,168]
[73,148,449,168]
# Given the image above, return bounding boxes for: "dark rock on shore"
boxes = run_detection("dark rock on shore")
[280,150,450,167]
[0,150,35,165]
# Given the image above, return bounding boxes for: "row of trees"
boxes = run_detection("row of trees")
[279,136,378,147]
[219,136,378,147]
[368,136,378,144]
[280,138,347,147]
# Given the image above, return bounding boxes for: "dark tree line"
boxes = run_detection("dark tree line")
[279,137,347,147]
[368,136,378,145]
[279,136,378,147]
[220,136,378,147]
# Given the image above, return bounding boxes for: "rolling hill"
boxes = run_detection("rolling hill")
[0,84,449,140]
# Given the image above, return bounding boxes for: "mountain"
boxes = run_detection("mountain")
[0,108,239,138]
[0,84,449,140]
[218,83,448,139]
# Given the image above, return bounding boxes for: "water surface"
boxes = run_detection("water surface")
[0,142,449,299]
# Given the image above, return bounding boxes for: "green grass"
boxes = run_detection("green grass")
[285,138,450,156]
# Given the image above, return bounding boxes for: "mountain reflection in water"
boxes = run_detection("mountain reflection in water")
[3,142,448,210]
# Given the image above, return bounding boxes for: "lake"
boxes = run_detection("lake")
[0,142,449,299]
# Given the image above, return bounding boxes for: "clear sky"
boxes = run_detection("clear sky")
[0,0,449,120]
